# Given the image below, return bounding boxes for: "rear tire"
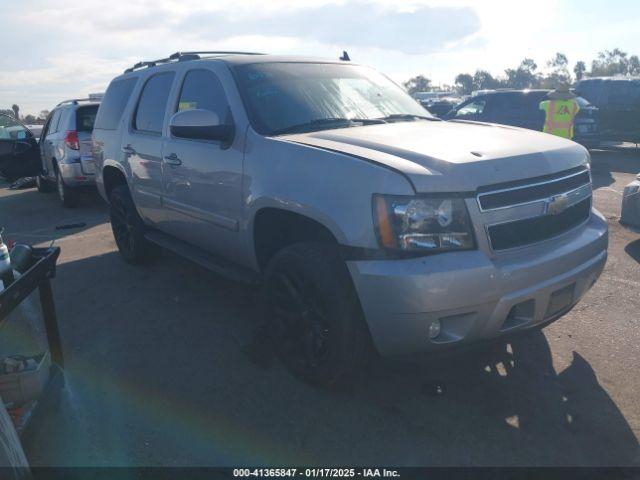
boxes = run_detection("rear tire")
[109,184,159,264]
[263,242,373,388]
[56,170,78,207]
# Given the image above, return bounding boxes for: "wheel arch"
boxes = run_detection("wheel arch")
[252,206,346,272]
[102,163,129,201]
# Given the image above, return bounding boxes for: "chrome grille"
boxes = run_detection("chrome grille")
[478,168,592,251]
[478,169,591,212]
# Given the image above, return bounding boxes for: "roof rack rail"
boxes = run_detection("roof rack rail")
[56,97,102,107]
[124,51,266,73]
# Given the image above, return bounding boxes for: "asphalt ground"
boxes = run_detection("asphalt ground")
[0,147,638,467]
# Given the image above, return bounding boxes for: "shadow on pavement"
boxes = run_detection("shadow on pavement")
[624,239,640,264]
[590,149,640,190]
[0,181,108,245]
[22,249,640,467]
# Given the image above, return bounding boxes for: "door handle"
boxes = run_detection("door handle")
[164,153,182,166]
[122,145,136,155]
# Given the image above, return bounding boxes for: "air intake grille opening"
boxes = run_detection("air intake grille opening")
[488,198,591,250]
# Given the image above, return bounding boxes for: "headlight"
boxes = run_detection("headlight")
[373,195,476,253]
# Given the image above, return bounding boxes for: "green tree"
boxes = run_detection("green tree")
[591,48,629,76]
[454,73,474,95]
[11,104,19,120]
[547,52,571,82]
[504,58,539,89]
[473,70,500,90]
[574,61,587,81]
[403,75,432,94]
[629,55,640,76]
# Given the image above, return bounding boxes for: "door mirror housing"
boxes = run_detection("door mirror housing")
[169,109,234,144]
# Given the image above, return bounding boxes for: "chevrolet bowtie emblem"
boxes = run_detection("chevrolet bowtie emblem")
[545,193,569,215]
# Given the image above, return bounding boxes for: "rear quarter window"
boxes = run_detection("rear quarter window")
[575,80,602,104]
[95,77,138,130]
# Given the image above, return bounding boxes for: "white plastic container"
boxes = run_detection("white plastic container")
[0,351,51,407]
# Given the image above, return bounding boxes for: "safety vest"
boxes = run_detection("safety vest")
[539,99,580,139]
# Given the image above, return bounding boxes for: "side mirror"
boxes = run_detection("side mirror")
[169,109,234,144]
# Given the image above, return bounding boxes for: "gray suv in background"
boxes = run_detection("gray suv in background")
[37,97,101,207]
[93,52,608,387]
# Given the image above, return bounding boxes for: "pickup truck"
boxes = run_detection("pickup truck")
[92,52,608,387]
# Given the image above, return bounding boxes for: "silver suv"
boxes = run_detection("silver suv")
[93,52,608,387]
[37,98,100,207]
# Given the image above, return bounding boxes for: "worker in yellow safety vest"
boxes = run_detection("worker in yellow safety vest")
[539,84,580,139]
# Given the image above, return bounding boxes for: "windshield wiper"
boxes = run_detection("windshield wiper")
[378,113,440,122]
[273,117,386,135]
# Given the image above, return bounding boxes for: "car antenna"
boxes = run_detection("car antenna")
[339,50,350,61]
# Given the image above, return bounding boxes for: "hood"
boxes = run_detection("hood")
[280,120,589,193]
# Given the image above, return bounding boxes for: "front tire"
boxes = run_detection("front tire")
[56,170,78,207]
[109,185,159,264]
[264,242,373,388]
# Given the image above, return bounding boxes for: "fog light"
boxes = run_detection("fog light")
[428,319,441,339]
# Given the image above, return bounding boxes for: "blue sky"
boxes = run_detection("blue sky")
[1,0,639,115]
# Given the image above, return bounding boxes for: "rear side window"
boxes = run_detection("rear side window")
[57,109,72,132]
[575,80,601,104]
[49,109,62,134]
[95,77,138,130]
[606,81,640,108]
[491,94,525,112]
[76,105,99,132]
[134,72,175,134]
[176,69,229,120]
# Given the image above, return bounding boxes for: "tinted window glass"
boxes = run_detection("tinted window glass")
[606,81,640,108]
[95,77,138,130]
[455,99,486,118]
[491,94,525,112]
[177,69,229,119]
[134,72,175,134]
[76,105,99,132]
[575,80,601,104]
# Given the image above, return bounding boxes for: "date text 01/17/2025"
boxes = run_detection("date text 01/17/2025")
[232,468,401,478]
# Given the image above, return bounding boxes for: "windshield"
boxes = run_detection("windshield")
[233,62,432,135]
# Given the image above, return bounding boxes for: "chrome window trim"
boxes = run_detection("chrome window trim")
[477,168,591,212]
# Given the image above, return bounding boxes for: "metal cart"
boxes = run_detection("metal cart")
[0,247,64,439]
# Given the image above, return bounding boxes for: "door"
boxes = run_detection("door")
[122,71,176,225]
[601,80,640,143]
[75,104,100,175]
[160,67,243,258]
[0,113,40,181]
[40,109,62,179]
